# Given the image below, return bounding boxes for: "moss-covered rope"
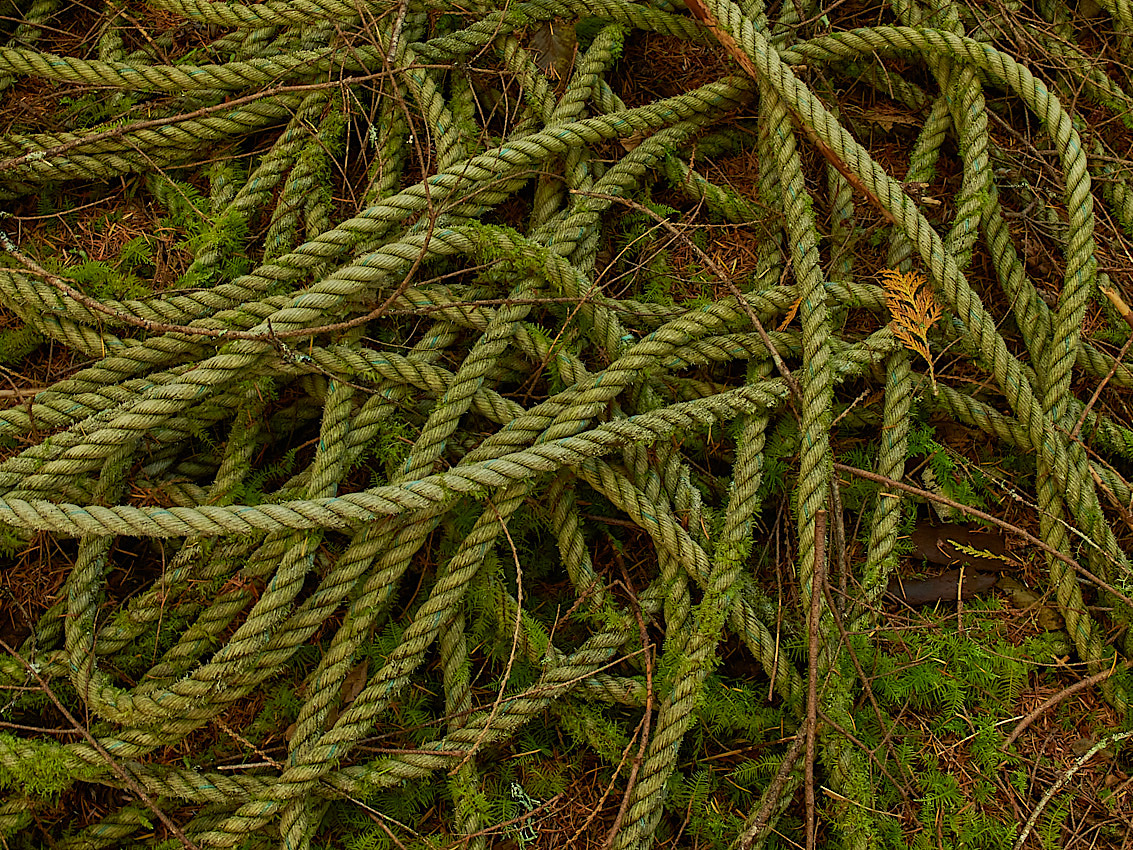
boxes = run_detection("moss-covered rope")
[0,0,1132,847]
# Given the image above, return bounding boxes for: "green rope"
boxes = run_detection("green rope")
[1,0,1132,846]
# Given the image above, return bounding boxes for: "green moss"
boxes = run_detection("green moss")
[0,733,96,797]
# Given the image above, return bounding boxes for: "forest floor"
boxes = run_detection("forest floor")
[1,0,1133,848]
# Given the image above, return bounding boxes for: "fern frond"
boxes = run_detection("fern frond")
[777,296,802,331]
[881,268,943,394]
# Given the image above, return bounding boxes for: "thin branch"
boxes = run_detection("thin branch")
[386,0,411,61]
[440,793,563,848]
[1014,729,1133,850]
[1002,660,1133,750]
[0,68,451,173]
[815,707,911,804]
[570,189,803,403]
[562,715,644,850]
[735,730,806,850]
[603,558,655,848]
[1070,330,1133,440]
[819,567,917,801]
[1089,464,1133,535]
[678,0,897,226]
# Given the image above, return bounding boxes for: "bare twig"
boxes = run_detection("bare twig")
[678,0,897,226]
[815,707,911,802]
[570,189,803,403]
[386,0,411,61]
[348,794,414,850]
[818,570,917,801]
[1070,326,1133,440]
[0,68,449,174]
[562,715,643,850]
[1,226,429,344]
[1101,285,1133,332]
[1002,659,1133,750]
[441,793,563,848]
[735,730,806,850]
[602,558,655,848]
[1089,464,1133,535]
[1014,729,1133,850]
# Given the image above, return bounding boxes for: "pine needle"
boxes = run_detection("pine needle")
[882,268,943,394]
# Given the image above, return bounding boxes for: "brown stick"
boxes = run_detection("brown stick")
[1101,286,1133,332]
[0,242,423,343]
[603,558,655,848]
[679,0,896,226]
[1070,328,1133,440]
[1089,464,1133,535]
[815,707,910,802]
[570,189,803,403]
[1001,659,1133,750]
[0,68,455,174]
[562,715,643,849]
[818,575,917,801]
[736,731,806,850]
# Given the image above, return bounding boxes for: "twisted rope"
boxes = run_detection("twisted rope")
[1,0,1132,847]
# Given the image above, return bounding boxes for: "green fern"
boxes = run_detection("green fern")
[342,827,390,850]
[754,416,799,504]
[666,767,716,812]
[118,234,155,273]
[553,698,630,763]
[908,423,989,509]
[357,413,413,483]
[67,258,152,300]
[227,445,300,506]
[0,325,41,365]
[150,176,252,287]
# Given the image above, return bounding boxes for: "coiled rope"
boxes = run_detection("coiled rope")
[0,0,1131,847]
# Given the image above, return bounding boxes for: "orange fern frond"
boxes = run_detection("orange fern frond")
[777,296,802,331]
[881,268,943,393]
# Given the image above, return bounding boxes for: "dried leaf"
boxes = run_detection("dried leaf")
[528,20,576,81]
[777,296,802,331]
[909,522,1009,571]
[887,569,998,606]
[340,659,369,707]
[882,268,943,393]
